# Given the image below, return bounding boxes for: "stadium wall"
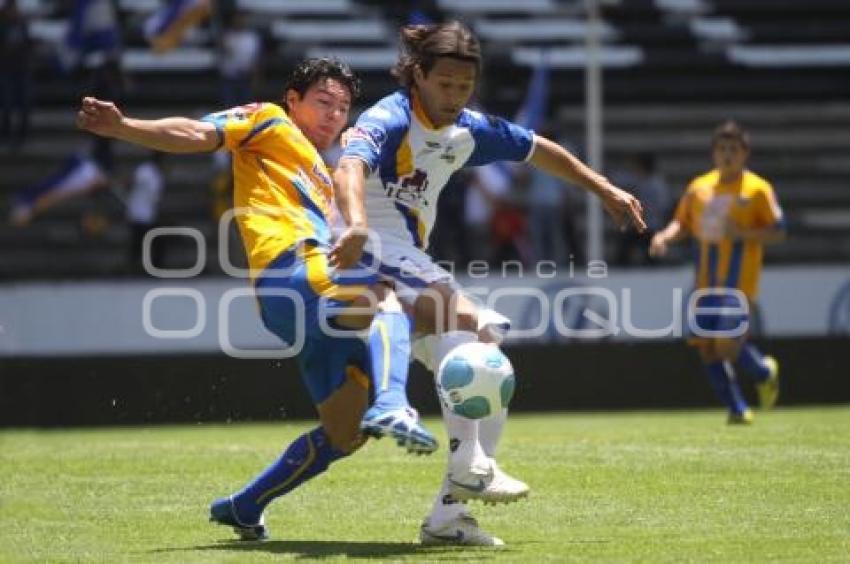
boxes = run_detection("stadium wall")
[1,266,848,359]
[2,337,848,427]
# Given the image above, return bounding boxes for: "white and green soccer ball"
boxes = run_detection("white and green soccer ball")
[437,342,516,419]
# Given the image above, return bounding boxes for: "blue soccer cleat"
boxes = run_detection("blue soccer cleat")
[209,496,268,541]
[360,405,438,455]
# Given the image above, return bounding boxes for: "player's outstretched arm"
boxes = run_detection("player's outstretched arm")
[649,220,686,258]
[76,97,219,154]
[330,156,370,269]
[528,134,647,232]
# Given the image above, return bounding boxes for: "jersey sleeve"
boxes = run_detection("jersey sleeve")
[753,183,786,229]
[465,112,535,167]
[341,101,406,172]
[201,103,285,152]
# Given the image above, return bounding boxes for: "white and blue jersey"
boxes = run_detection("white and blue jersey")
[342,89,535,298]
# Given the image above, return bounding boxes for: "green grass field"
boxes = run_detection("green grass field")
[2,407,849,563]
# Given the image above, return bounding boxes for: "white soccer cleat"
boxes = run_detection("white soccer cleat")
[447,460,530,504]
[419,515,505,546]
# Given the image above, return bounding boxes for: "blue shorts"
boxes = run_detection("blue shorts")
[690,292,750,340]
[255,243,378,404]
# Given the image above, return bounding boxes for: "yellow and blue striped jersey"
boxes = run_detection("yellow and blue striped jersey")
[675,169,785,299]
[202,102,335,276]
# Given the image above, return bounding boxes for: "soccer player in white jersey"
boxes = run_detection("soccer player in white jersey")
[333,21,647,546]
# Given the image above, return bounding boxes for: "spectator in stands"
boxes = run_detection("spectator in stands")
[613,152,671,266]
[407,0,438,25]
[126,151,166,272]
[217,8,262,108]
[489,177,530,266]
[526,129,584,265]
[465,162,509,264]
[208,149,250,272]
[0,0,32,150]
[8,148,110,227]
[650,121,785,424]
[63,0,127,173]
[143,0,212,53]
[381,0,439,26]
[429,168,471,266]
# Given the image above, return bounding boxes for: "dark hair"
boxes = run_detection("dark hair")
[282,58,360,111]
[712,120,750,150]
[391,21,482,88]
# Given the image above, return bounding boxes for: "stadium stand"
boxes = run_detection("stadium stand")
[1,0,849,279]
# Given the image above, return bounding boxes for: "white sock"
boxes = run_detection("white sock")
[426,398,484,529]
[440,393,489,476]
[426,331,489,475]
[479,408,507,458]
[426,475,468,529]
[422,331,490,528]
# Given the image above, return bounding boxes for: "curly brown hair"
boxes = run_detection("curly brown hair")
[391,21,482,88]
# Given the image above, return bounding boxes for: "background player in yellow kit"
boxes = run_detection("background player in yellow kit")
[77,58,437,541]
[651,121,785,424]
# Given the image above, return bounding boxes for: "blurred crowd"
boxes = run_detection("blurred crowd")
[425,145,673,270]
[4,0,676,276]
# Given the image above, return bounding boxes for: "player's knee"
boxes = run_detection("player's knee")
[376,286,403,313]
[697,342,720,364]
[715,339,740,361]
[413,289,444,334]
[323,423,362,454]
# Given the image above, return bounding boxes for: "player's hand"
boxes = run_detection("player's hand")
[329,225,368,269]
[601,185,647,232]
[649,233,669,258]
[339,127,355,148]
[76,97,124,137]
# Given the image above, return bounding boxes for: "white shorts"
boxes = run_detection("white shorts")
[362,238,457,305]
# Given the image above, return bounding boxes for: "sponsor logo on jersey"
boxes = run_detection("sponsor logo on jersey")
[349,125,387,151]
[385,168,431,206]
[439,144,456,163]
[419,140,442,157]
[311,162,332,188]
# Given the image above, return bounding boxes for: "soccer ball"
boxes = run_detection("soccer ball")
[437,342,516,419]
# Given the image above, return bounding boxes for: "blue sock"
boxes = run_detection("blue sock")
[231,427,345,523]
[367,311,412,411]
[704,361,749,414]
[737,343,771,382]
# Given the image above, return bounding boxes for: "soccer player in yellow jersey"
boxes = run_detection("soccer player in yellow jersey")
[77,58,437,541]
[651,121,785,424]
